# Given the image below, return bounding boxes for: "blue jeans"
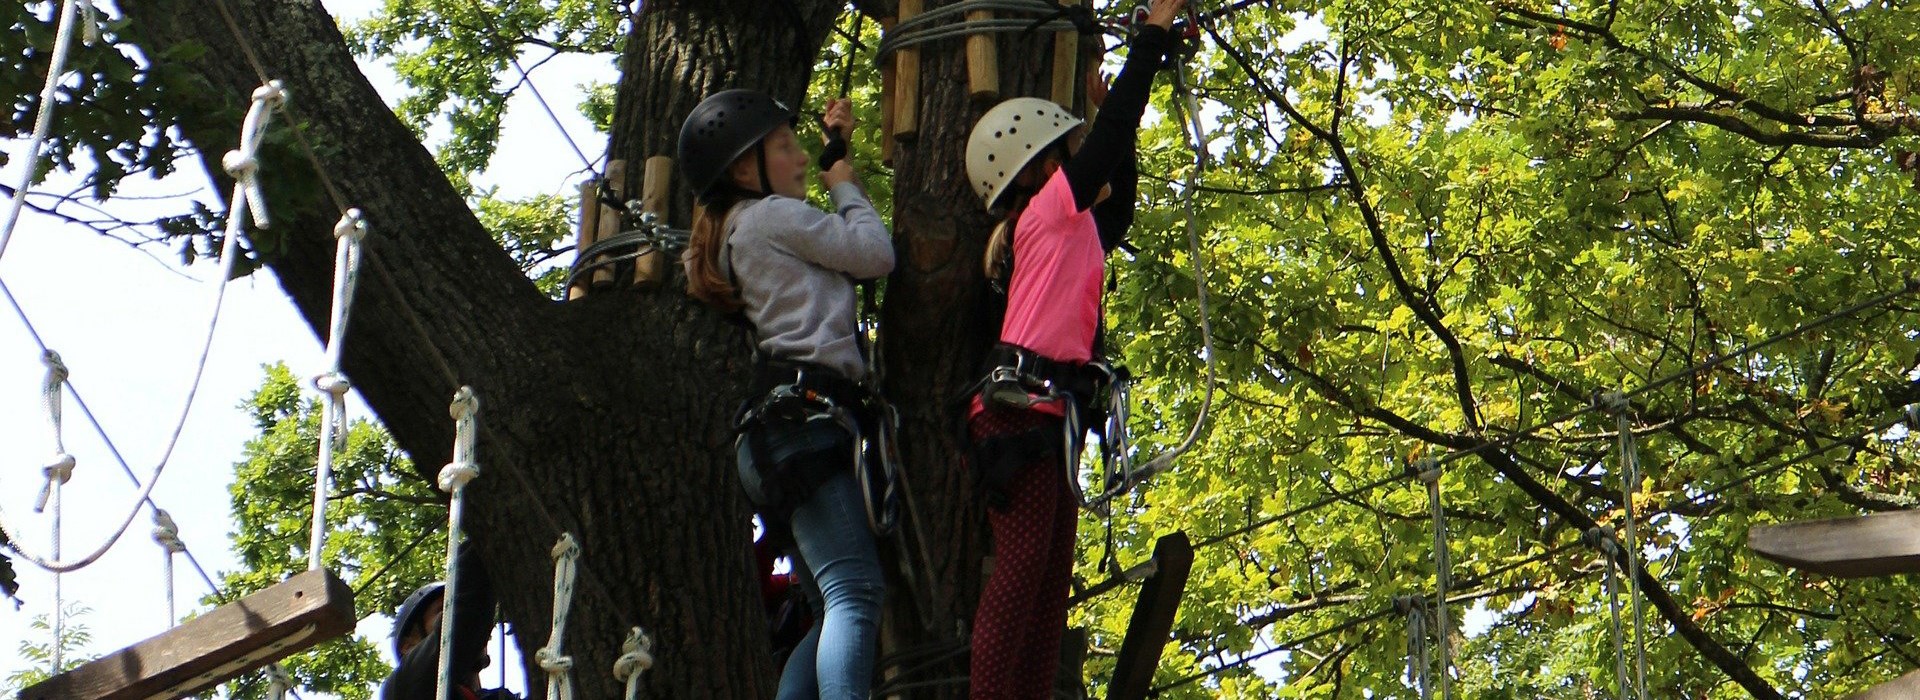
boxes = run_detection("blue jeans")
[738,420,883,700]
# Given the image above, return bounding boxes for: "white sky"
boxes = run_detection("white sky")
[0,1,615,695]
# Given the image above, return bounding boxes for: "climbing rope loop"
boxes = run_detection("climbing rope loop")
[0,0,97,263]
[612,626,655,700]
[536,533,581,700]
[308,208,369,572]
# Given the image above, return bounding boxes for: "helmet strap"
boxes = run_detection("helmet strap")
[756,139,775,196]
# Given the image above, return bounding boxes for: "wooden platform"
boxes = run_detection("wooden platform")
[1748,510,1920,578]
[22,569,355,700]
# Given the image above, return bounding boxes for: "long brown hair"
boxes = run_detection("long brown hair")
[684,187,753,312]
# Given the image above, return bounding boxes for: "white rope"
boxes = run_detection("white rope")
[307,208,368,572]
[436,387,480,700]
[1588,526,1631,700]
[0,80,277,573]
[1601,391,1650,700]
[535,533,581,700]
[0,0,89,263]
[266,662,294,700]
[1416,459,1453,700]
[152,508,186,626]
[33,351,74,513]
[1395,594,1431,699]
[612,626,655,700]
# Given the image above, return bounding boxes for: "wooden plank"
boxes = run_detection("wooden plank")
[892,0,921,143]
[22,569,355,700]
[964,10,998,102]
[1850,669,1920,699]
[1109,532,1194,700]
[630,155,673,289]
[1748,510,1920,578]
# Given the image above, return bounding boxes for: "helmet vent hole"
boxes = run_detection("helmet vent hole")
[987,154,995,162]
[1012,115,1021,121]
[1009,127,1018,134]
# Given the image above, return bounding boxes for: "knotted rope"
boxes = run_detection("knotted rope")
[307,208,368,571]
[1586,526,1631,700]
[1395,594,1432,699]
[613,627,656,700]
[34,350,73,513]
[1600,391,1649,699]
[266,662,294,700]
[435,387,480,700]
[0,80,268,574]
[152,508,186,626]
[535,533,581,700]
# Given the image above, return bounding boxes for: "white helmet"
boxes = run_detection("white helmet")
[965,97,1083,209]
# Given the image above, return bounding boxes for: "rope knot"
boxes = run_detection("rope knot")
[313,372,350,397]
[613,627,656,682]
[552,532,580,560]
[1597,389,1629,415]
[152,508,187,554]
[535,646,575,673]
[33,453,77,513]
[1410,457,1442,484]
[41,349,68,382]
[1583,526,1618,554]
[450,387,479,421]
[438,462,479,492]
[334,208,368,242]
[221,149,260,181]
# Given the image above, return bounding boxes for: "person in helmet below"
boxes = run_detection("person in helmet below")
[679,89,893,700]
[380,542,517,700]
[960,0,1184,696]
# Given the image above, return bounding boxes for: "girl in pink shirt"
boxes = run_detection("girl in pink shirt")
[960,0,1185,696]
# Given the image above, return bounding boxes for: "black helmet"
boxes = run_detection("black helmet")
[678,89,795,198]
[391,581,446,656]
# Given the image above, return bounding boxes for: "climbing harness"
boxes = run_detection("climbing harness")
[1415,458,1453,699]
[0,0,96,262]
[535,534,580,700]
[309,209,368,572]
[436,387,481,700]
[612,627,655,700]
[1599,391,1650,699]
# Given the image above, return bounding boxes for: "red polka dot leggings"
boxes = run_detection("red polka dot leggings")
[968,408,1078,700]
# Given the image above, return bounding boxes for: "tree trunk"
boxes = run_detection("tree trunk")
[113,0,1084,695]
[109,0,835,696]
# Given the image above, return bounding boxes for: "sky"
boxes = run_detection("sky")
[0,0,615,695]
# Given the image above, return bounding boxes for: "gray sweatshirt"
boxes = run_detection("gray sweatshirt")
[723,182,894,381]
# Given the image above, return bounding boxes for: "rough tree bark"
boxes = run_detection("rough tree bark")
[109,0,1086,696]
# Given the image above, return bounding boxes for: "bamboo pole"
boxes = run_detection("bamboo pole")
[965,10,998,102]
[892,0,922,143]
[568,178,601,300]
[631,155,673,289]
[593,159,626,290]
[1049,0,1079,109]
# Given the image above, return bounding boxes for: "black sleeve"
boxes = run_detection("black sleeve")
[1063,25,1173,212]
[381,541,496,700]
[1093,135,1138,253]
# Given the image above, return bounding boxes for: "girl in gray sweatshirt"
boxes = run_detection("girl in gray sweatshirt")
[678,89,892,700]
